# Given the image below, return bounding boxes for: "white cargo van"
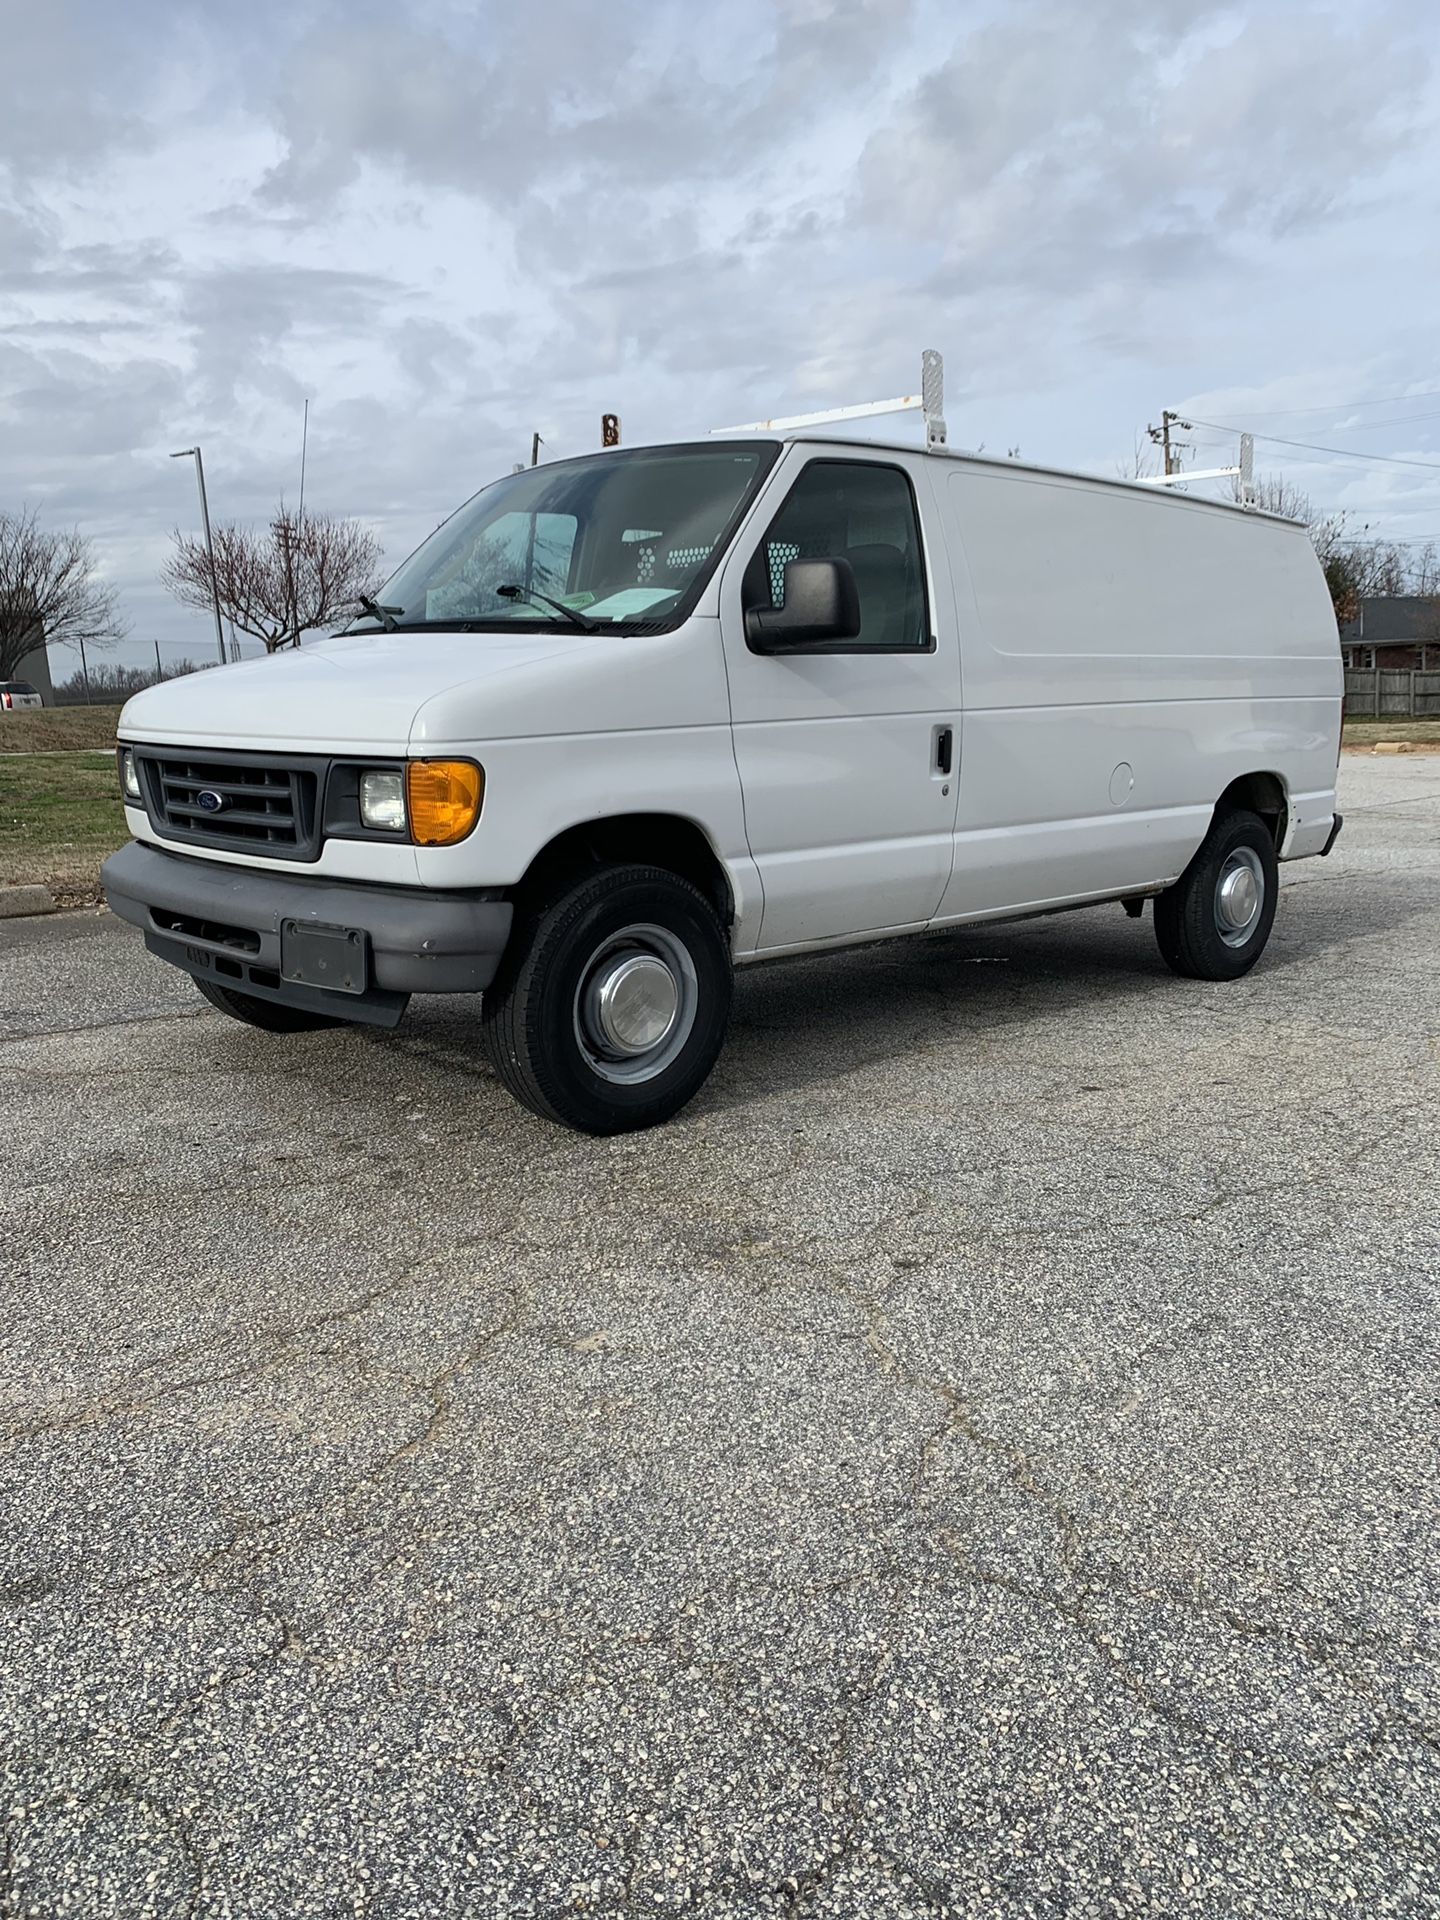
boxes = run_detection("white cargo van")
[105,428,1343,1132]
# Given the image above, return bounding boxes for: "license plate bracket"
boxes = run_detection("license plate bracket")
[279,919,369,995]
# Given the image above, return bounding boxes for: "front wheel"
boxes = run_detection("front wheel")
[481,864,732,1133]
[1154,809,1279,981]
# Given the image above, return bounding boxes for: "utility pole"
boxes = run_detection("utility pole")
[1147,409,1193,477]
[531,432,543,467]
[170,446,227,666]
[273,515,298,650]
[154,640,162,683]
[77,637,91,705]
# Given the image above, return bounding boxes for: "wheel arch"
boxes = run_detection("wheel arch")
[1213,770,1288,848]
[512,812,736,927]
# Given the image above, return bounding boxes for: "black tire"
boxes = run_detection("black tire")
[193,975,349,1032]
[481,864,732,1133]
[1154,808,1279,981]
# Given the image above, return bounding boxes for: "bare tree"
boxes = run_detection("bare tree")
[1243,477,1440,628]
[1120,433,1163,481]
[162,506,386,653]
[1247,476,1315,522]
[0,508,124,681]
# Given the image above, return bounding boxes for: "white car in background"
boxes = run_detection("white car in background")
[0,681,43,711]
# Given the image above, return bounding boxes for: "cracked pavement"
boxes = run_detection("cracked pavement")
[2,755,1438,1919]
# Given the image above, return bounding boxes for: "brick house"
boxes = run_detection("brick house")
[1340,596,1440,670]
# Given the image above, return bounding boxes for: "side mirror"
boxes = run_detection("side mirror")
[745,557,861,650]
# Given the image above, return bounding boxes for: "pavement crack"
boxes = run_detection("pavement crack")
[0,1267,482,1453]
[0,1292,529,1615]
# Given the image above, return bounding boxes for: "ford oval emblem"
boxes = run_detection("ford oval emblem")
[196,788,226,813]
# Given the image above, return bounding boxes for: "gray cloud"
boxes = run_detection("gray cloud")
[0,11,140,173]
[857,3,1433,274]
[0,340,184,458]
[1,0,1439,670]
[259,0,912,213]
[0,203,51,275]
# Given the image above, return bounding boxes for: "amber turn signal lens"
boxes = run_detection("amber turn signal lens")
[406,760,484,845]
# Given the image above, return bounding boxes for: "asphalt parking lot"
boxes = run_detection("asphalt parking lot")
[2,755,1438,1920]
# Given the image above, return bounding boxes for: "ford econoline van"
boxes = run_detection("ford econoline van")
[104,432,1343,1132]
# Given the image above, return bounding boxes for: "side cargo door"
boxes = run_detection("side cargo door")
[717,449,962,952]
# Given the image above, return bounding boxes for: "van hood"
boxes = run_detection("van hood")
[117,629,595,754]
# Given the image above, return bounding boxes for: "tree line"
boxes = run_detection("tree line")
[51,659,205,705]
[1246,479,1440,630]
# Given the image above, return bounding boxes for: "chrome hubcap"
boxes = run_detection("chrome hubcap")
[595,954,679,1055]
[575,924,698,1085]
[1215,847,1264,948]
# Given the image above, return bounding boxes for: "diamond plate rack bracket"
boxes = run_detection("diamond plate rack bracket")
[922,349,947,451]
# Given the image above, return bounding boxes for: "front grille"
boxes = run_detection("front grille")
[139,752,323,861]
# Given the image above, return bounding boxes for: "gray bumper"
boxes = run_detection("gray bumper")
[103,840,513,1027]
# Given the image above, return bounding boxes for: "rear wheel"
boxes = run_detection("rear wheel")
[481,864,732,1133]
[193,975,349,1032]
[1154,809,1278,981]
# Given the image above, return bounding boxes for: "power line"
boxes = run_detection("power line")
[1185,418,1440,472]
[1270,407,1440,435]
[1202,386,1440,423]
[1329,531,1440,543]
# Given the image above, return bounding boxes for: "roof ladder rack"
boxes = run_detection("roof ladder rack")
[714,349,949,452]
[1137,432,1257,507]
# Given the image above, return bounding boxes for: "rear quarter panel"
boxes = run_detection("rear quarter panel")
[935,466,1342,919]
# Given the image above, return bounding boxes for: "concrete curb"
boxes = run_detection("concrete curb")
[0,884,57,919]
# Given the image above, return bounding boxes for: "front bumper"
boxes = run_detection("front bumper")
[102,841,513,1030]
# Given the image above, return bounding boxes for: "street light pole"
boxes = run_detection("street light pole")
[170,446,227,665]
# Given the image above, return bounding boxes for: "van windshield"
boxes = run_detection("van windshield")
[361,442,780,635]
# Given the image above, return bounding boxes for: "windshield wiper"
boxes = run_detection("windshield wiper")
[355,594,404,632]
[495,583,597,632]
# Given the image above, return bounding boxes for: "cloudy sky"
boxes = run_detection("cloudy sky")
[3,0,1439,674]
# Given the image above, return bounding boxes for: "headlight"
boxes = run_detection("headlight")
[120,749,141,802]
[359,769,407,832]
[406,760,484,846]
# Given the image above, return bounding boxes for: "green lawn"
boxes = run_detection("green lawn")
[0,752,127,901]
[0,705,124,753]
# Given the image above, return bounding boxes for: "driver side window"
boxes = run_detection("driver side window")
[742,460,930,651]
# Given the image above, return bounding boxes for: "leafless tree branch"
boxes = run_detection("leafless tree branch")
[1246,477,1440,630]
[0,508,125,680]
[161,506,385,653]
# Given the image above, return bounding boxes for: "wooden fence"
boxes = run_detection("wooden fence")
[1344,669,1440,717]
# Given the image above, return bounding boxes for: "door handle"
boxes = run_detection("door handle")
[934,726,953,775]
